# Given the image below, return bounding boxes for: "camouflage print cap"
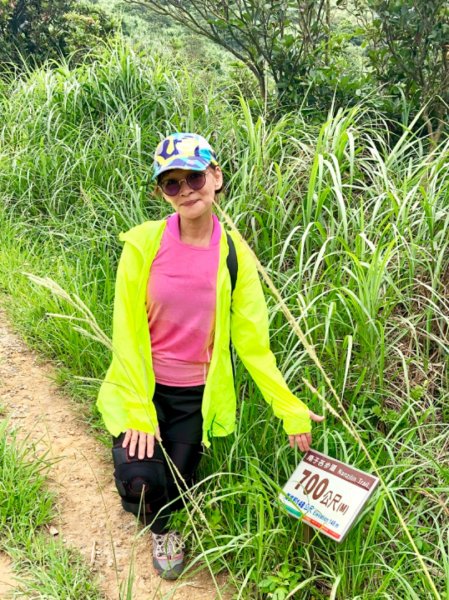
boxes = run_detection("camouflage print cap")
[153,132,218,180]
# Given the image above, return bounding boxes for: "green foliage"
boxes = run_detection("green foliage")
[9,536,103,599]
[0,422,53,542]
[0,0,116,71]
[86,0,449,132]
[360,0,449,143]
[123,0,333,107]
[0,422,101,597]
[0,44,448,597]
[258,562,305,600]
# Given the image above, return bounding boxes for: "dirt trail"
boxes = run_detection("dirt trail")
[0,308,228,600]
[0,553,15,598]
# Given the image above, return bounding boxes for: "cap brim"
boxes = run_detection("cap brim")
[152,157,216,180]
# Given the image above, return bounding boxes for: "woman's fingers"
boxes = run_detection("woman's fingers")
[122,429,159,459]
[129,430,139,457]
[147,434,155,458]
[289,433,313,452]
[289,413,323,451]
[138,431,148,459]
[309,411,325,422]
[122,429,157,459]
[298,435,308,452]
[122,429,132,448]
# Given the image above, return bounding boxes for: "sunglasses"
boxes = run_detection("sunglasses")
[159,171,207,197]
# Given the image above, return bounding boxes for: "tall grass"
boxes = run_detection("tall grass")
[0,41,448,598]
[0,421,102,598]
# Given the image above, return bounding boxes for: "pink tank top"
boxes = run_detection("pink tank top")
[146,213,221,386]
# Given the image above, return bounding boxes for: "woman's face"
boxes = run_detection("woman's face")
[158,166,223,220]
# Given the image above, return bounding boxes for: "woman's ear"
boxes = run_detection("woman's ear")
[151,186,161,199]
[212,166,223,191]
[153,185,173,206]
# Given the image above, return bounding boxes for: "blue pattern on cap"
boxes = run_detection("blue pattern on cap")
[153,133,218,179]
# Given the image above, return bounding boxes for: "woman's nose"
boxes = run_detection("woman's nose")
[178,179,191,195]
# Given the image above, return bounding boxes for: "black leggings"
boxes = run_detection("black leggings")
[112,383,204,534]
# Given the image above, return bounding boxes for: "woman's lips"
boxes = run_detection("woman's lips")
[182,199,198,207]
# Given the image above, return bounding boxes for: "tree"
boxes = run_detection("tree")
[358,0,449,143]
[124,0,330,106]
[0,0,116,71]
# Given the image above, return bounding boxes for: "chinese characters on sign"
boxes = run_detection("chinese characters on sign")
[280,449,379,542]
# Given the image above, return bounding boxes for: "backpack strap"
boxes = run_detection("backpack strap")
[226,232,238,380]
[226,232,238,295]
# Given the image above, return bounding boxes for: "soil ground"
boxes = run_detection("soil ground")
[0,307,229,600]
[0,552,15,598]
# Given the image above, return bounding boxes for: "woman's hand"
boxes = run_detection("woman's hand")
[122,428,161,459]
[288,411,325,452]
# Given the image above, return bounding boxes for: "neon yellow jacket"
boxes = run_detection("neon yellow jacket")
[96,218,311,447]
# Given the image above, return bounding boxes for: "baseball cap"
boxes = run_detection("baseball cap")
[152,132,218,180]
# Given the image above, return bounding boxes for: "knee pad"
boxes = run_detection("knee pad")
[112,443,166,517]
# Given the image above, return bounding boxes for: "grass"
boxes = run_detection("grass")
[0,40,448,599]
[0,421,102,598]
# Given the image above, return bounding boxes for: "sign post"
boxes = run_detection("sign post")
[280,449,379,542]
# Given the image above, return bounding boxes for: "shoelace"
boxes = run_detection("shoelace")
[153,532,185,559]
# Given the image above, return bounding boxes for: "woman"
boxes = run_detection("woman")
[97,132,324,580]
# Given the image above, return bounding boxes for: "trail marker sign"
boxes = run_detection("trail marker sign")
[280,449,379,542]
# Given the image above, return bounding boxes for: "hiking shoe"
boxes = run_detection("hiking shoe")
[152,531,185,580]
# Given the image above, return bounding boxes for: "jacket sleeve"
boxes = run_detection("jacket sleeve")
[96,241,159,436]
[229,237,311,435]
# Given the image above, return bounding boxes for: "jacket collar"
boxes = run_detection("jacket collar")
[119,216,227,256]
[119,219,167,257]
